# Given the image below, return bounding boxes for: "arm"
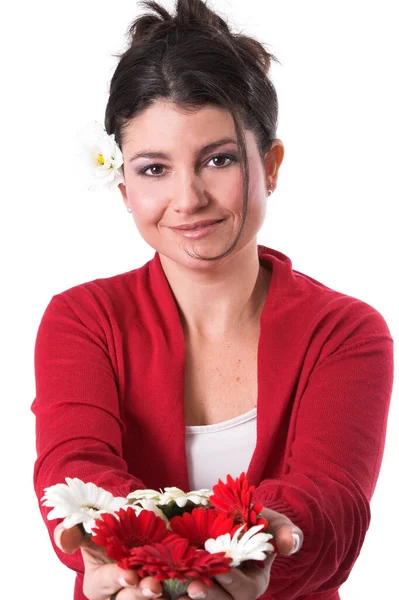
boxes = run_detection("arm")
[252,313,394,599]
[32,293,148,574]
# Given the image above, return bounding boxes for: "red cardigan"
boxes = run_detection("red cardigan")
[32,245,394,600]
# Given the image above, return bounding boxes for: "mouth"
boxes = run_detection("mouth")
[171,219,224,231]
[170,219,225,238]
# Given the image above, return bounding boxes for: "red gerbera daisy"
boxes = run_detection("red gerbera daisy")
[91,506,174,561]
[209,472,268,531]
[169,507,240,548]
[125,536,231,586]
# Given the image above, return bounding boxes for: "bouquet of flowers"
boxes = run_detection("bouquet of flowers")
[42,472,276,600]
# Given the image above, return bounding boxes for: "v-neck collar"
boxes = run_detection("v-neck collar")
[146,244,294,489]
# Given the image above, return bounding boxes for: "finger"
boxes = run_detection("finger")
[137,576,164,598]
[188,568,255,600]
[212,554,276,600]
[235,554,277,597]
[272,523,303,556]
[80,544,116,569]
[260,507,304,555]
[110,577,166,600]
[114,587,166,600]
[84,563,139,600]
[54,523,85,554]
[185,578,231,600]
[54,522,115,567]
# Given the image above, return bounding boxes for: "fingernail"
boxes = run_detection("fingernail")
[119,576,136,588]
[288,532,301,555]
[141,589,162,598]
[217,573,233,584]
[189,592,207,600]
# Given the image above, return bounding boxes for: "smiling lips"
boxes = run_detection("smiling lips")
[169,219,225,239]
[171,219,224,230]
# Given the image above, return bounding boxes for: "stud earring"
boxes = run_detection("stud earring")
[267,180,276,196]
[127,207,132,213]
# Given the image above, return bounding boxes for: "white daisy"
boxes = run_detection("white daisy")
[126,488,163,504]
[159,487,212,508]
[204,524,275,567]
[120,499,169,524]
[76,121,124,191]
[186,489,212,506]
[41,477,128,534]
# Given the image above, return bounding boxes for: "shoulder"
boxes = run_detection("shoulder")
[295,266,392,352]
[39,261,151,329]
[260,245,393,356]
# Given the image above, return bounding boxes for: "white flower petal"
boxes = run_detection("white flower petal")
[204,524,274,568]
[46,506,68,520]
[126,489,161,502]
[204,532,233,554]
[157,487,211,508]
[237,524,265,546]
[231,525,246,544]
[175,496,188,508]
[41,477,129,532]
[63,514,88,529]
[75,121,124,191]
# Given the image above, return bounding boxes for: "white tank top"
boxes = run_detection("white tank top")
[185,408,257,491]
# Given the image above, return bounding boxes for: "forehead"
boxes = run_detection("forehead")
[121,99,238,145]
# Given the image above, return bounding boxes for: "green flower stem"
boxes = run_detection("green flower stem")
[162,578,191,600]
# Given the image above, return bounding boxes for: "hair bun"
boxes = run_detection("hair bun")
[128,0,231,46]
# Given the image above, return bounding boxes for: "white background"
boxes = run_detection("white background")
[1,0,397,598]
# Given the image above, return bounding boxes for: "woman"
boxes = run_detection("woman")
[32,1,394,599]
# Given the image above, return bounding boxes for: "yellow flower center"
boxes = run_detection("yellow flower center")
[97,153,105,166]
[82,503,101,511]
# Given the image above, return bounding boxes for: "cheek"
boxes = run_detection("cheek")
[248,179,266,206]
[219,172,245,213]
[222,160,265,215]
[248,163,267,204]
[125,186,164,224]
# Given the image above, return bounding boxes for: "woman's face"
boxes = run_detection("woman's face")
[118,99,283,269]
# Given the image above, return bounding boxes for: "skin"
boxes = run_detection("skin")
[118,99,285,340]
[54,506,303,600]
[53,100,304,599]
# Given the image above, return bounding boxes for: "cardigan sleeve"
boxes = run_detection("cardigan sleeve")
[252,316,394,599]
[31,293,148,575]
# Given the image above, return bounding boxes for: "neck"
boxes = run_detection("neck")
[159,240,270,341]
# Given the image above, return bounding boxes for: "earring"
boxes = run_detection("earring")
[127,207,132,213]
[268,179,276,196]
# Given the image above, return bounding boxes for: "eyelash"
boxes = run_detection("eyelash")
[138,153,238,178]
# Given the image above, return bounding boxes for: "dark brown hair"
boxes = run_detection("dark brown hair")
[105,0,279,261]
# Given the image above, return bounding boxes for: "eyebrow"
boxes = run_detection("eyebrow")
[128,137,238,162]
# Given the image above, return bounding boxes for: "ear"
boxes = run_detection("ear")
[264,139,284,187]
[118,182,129,209]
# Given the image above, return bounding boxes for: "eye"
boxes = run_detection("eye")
[208,154,237,168]
[138,153,237,178]
[139,164,165,177]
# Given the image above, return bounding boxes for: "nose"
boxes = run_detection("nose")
[170,170,209,214]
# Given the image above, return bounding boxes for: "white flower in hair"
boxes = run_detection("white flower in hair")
[76,121,124,191]
[41,477,128,534]
[204,524,275,567]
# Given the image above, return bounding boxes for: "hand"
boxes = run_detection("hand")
[54,523,166,600]
[183,506,304,600]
